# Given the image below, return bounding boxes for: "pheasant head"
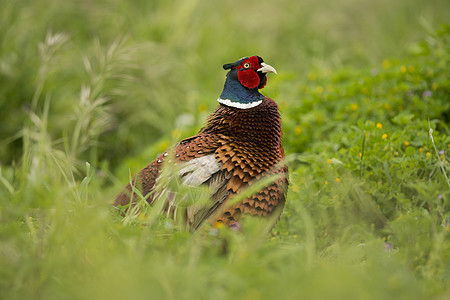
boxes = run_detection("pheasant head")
[218,56,277,109]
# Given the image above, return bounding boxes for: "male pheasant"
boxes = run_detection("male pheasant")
[114,56,288,230]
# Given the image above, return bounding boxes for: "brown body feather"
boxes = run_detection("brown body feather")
[114,97,288,228]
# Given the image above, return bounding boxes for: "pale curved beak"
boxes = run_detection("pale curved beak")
[257,62,277,75]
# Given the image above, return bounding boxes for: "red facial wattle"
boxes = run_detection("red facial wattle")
[236,56,267,90]
[238,69,261,89]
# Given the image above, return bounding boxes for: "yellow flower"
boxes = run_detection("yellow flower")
[404,141,409,146]
[432,83,438,91]
[376,122,383,129]
[327,159,332,164]
[198,104,208,112]
[382,60,391,69]
[325,181,328,185]
[294,126,303,135]
[382,134,388,139]
[426,152,431,156]
[350,103,358,111]
[419,147,423,153]
[308,72,317,81]
[359,152,362,158]
[400,66,407,73]
[336,178,340,183]
[214,222,224,229]
[316,86,324,94]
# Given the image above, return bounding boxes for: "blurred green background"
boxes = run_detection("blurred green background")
[0,0,449,299]
[1,0,448,169]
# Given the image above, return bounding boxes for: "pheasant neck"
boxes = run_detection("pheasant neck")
[218,73,264,109]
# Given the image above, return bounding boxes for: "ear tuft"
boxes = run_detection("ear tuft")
[223,63,235,70]
[223,57,249,70]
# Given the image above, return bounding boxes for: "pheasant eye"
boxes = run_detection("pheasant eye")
[243,63,250,69]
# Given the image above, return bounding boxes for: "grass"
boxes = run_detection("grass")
[0,0,449,299]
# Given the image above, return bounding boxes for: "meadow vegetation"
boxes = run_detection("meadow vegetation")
[0,0,449,299]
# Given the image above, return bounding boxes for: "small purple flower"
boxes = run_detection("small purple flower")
[407,90,414,97]
[437,195,442,200]
[423,90,433,97]
[439,150,444,155]
[230,221,241,231]
[384,242,393,252]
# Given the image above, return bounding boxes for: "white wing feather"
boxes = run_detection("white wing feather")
[178,154,222,186]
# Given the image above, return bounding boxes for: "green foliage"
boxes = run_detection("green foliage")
[0,0,449,299]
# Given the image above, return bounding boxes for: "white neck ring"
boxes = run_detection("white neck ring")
[217,98,262,109]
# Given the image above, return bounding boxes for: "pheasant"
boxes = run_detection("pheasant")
[114,56,288,230]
